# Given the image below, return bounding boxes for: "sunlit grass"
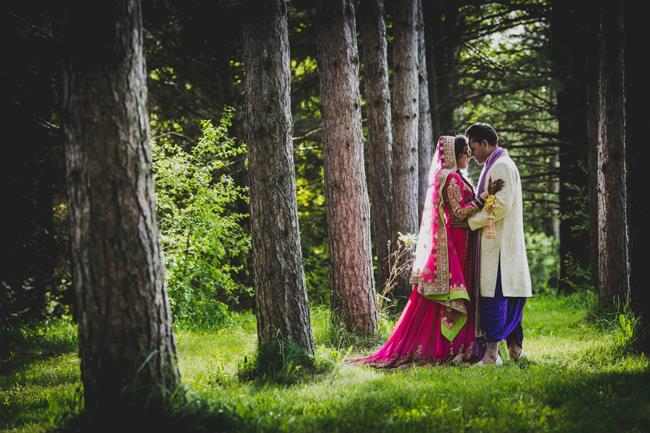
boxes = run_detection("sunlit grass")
[1,292,648,433]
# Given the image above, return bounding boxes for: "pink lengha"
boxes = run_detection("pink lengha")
[348,172,478,368]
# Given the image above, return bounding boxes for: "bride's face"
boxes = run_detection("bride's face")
[456,146,471,170]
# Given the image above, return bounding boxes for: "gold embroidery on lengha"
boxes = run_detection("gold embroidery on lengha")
[445,176,480,221]
[412,161,471,317]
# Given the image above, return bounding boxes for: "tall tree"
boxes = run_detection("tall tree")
[422,1,441,142]
[316,0,378,334]
[59,0,180,416]
[243,0,315,358]
[416,0,434,220]
[423,0,463,135]
[389,0,419,304]
[358,0,393,294]
[585,0,630,308]
[550,0,591,293]
[625,1,646,352]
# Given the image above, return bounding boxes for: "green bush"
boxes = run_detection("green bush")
[525,230,559,295]
[152,107,252,329]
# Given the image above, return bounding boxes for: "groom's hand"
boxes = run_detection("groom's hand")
[452,220,470,228]
[488,177,505,195]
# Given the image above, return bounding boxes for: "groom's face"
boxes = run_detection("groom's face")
[469,139,490,165]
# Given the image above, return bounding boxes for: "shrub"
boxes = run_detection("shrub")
[152,107,251,329]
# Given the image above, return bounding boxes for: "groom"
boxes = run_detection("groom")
[466,123,532,365]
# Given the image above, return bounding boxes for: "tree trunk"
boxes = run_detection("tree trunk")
[586,0,630,309]
[243,0,315,357]
[423,0,462,135]
[358,0,393,295]
[59,0,180,416]
[316,0,377,335]
[422,0,441,142]
[624,1,646,351]
[416,0,434,222]
[389,0,419,304]
[550,0,592,293]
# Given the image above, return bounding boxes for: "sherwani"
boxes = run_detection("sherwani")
[468,148,531,346]
[468,150,532,298]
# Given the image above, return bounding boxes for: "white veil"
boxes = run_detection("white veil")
[409,135,457,286]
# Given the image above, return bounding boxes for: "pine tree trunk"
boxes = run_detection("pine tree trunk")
[59,0,180,416]
[625,1,646,352]
[422,0,441,141]
[550,0,592,293]
[243,0,315,356]
[586,0,630,309]
[416,0,434,222]
[316,0,377,335]
[390,0,419,303]
[359,0,393,295]
[423,0,462,134]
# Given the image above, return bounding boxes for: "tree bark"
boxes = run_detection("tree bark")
[423,0,462,135]
[316,0,377,335]
[59,0,180,416]
[624,0,646,351]
[550,0,592,293]
[389,0,419,303]
[243,0,315,357]
[585,0,630,308]
[422,0,442,142]
[358,0,393,295]
[416,0,434,222]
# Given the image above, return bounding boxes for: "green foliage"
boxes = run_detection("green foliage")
[152,107,252,329]
[524,230,559,294]
[314,305,387,354]
[4,295,650,433]
[0,317,80,431]
[585,294,645,356]
[236,335,334,386]
[560,252,594,292]
[457,1,560,239]
[294,134,330,306]
[0,315,77,374]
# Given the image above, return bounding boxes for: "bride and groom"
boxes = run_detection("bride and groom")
[350,122,532,367]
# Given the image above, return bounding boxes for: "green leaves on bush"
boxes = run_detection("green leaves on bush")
[152,107,252,329]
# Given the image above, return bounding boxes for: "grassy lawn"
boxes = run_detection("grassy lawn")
[2,292,649,433]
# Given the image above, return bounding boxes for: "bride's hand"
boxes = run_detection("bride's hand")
[488,177,505,195]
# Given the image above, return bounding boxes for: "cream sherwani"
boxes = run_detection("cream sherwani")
[468,149,532,298]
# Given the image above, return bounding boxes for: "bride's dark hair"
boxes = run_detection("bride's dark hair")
[454,134,469,160]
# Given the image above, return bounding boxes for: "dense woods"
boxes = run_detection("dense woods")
[3,0,645,428]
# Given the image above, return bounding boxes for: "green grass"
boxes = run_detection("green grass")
[1,292,649,433]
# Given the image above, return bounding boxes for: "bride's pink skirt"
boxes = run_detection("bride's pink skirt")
[348,286,476,368]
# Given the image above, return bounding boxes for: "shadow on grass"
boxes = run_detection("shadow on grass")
[167,350,650,433]
[0,320,78,375]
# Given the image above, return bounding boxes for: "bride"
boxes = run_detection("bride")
[348,135,503,367]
